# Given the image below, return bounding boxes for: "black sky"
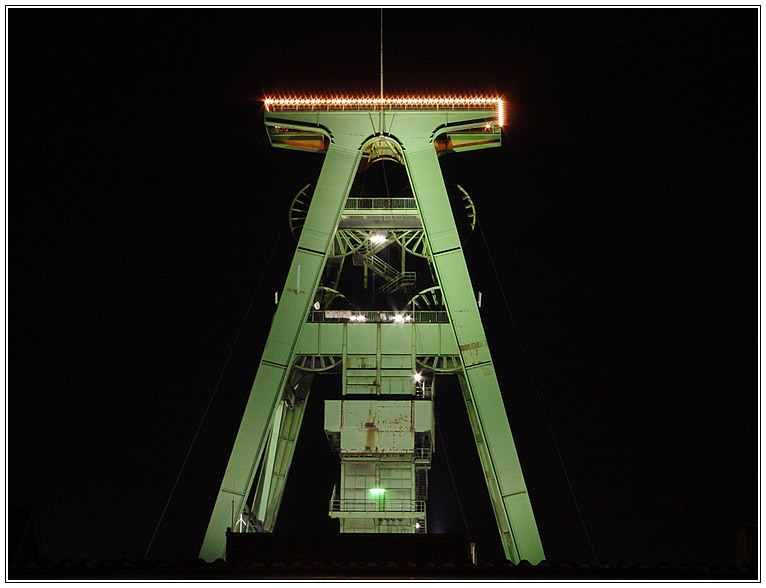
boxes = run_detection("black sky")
[9,7,757,568]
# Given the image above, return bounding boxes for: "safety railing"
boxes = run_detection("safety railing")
[379,271,417,293]
[309,310,448,324]
[265,98,500,112]
[329,499,426,513]
[352,253,399,281]
[414,448,432,461]
[414,384,433,400]
[345,198,416,210]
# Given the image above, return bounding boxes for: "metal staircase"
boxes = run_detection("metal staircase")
[415,469,428,501]
[352,252,416,293]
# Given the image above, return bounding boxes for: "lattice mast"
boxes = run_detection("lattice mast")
[199,96,544,564]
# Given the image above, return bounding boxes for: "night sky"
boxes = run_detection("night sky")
[9,8,757,568]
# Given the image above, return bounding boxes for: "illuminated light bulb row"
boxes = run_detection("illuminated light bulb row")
[265,97,499,104]
[264,96,505,125]
[264,96,502,108]
[349,314,367,322]
[393,314,412,324]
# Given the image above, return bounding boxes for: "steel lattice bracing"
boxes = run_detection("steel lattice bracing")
[200,97,544,564]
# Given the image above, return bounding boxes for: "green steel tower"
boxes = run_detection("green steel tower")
[200,96,545,564]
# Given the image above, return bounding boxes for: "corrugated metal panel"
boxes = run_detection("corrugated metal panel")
[334,401,415,454]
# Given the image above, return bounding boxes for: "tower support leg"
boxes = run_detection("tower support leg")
[253,398,284,524]
[200,145,360,561]
[252,370,313,531]
[405,146,545,564]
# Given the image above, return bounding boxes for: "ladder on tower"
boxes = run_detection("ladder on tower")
[415,468,428,501]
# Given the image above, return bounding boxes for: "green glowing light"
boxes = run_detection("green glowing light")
[369,488,386,495]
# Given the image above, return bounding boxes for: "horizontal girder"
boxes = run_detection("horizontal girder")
[264,96,501,112]
[296,322,459,357]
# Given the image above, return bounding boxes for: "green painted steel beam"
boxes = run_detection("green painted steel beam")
[202,103,543,565]
[265,109,499,151]
[404,143,545,564]
[295,323,460,356]
[252,371,313,531]
[199,144,361,562]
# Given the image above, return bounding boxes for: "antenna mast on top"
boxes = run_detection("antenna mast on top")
[380,8,384,99]
[378,8,384,135]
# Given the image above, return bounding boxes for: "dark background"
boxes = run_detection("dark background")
[9,8,757,568]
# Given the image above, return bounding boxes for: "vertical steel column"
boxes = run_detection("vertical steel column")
[200,145,360,561]
[253,371,314,531]
[254,400,284,523]
[404,145,545,565]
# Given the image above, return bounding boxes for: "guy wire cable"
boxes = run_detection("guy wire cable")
[435,413,474,542]
[476,217,600,566]
[145,218,287,559]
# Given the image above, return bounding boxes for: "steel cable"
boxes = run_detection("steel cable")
[144,218,287,560]
[435,414,473,542]
[476,217,599,566]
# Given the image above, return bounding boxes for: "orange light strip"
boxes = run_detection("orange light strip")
[264,96,503,119]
